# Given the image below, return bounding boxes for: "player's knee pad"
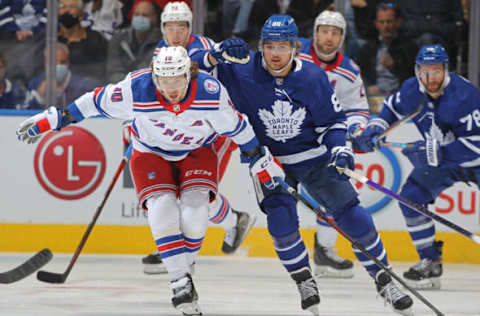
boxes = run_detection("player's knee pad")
[399,180,433,219]
[333,199,375,241]
[146,191,180,237]
[180,189,210,238]
[262,194,299,238]
[272,230,301,249]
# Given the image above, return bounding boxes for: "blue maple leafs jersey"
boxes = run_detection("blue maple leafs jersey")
[192,50,347,173]
[377,74,480,168]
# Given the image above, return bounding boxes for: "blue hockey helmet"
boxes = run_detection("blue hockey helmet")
[415,44,449,65]
[261,15,298,44]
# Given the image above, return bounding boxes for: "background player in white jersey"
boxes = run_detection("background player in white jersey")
[141,1,256,273]
[353,44,480,290]
[16,46,284,316]
[297,10,370,279]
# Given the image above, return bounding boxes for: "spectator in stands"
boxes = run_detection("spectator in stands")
[222,0,254,38]
[24,43,95,110]
[349,0,382,45]
[0,0,46,42]
[57,0,108,85]
[128,0,192,20]
[82,0,124,41]
[248,0,334,46]
[357,2,417,96]
[0,52,25,109]
[397,0,464,69]
[106,0,161,83]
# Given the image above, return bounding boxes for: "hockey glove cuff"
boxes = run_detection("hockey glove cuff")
[328,146,355,181]
[210,38,249,64]
[249,146,285,190]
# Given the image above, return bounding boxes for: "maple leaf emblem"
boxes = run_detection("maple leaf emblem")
[258,100,306,143]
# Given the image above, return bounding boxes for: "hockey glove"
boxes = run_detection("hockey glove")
[351,118,389,152]
[16,106,62,144]
[249,146,285,190]
[347,122,364,139]
[210,38,250,64]
[402,139,441,167]
[328,146,355,181]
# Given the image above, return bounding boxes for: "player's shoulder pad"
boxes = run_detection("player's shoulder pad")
[195,72,222,99]
[339,55,361,76]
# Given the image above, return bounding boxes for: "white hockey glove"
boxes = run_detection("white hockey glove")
[248,146,285,190]
[16,106,62,144]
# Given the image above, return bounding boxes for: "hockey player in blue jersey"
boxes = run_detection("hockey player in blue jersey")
[141,1,257,274]
[353,44,480,290]
[191,15,413,315]
[16,46,284,316]
[297,10,371,279]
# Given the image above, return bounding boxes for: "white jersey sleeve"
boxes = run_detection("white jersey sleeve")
[335,74,369,129]
[205,84,256,147]
[73,75,134,121]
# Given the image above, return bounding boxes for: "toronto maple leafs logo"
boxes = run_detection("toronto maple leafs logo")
[258,100,306,143]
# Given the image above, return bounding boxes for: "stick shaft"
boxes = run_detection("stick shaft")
[344,168,480,245]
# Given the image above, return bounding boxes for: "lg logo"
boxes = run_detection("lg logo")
[34,126,106,200]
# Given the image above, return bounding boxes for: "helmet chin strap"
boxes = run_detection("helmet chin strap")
[261,48,296,75]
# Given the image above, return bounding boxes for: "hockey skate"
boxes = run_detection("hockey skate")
[376,271,414,316]
[291,267,320,316]
[313,233,354,278]
[221,209,256,254]
[403,240,443,290]
[171,274,202,316]
[142,251,167,275]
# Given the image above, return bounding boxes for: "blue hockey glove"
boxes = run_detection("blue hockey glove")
[328,146,355,181]
[249,146,285,190]
[16,106,62,144]
[347,122,364,139]
[402,139,441,167]
[210,38,249,64]
[351,118,389,152]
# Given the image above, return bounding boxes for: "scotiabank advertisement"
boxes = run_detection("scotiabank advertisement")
[1,112,479,233]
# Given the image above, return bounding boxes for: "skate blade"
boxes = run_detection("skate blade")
[404,277,441,290]
[237,215,257,247]
[177,301,202,316]
[307,305,320,316]
[393,306,414,316]
[143,264,167,275]
[314,265,354,279]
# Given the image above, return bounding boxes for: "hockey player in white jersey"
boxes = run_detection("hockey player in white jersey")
[16,46,284,316]
[297,10,369,279]
[140,1,257,274]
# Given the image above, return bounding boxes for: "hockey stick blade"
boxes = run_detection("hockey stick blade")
[0,249,52,284]
[37,270,66,283]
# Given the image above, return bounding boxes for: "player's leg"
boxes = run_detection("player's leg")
[253,176,319,315]
[313,219,353,278]
[298,165,413,315]
[130,150,200,315]
[210,136,256,254]
[399,167,457,290]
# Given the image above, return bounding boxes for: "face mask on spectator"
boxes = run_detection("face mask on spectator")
[132,16,151,32]
[56,64,68,82]
[59,13,80,28]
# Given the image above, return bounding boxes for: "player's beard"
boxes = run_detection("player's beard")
[316,42,337,57]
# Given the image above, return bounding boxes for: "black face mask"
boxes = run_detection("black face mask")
[59,13,79,28]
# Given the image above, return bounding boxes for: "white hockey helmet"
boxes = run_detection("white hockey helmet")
[161,1,193,34]
[313,10,347,56]
[152,46,191,91]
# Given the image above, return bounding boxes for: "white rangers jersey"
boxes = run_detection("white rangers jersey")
[70,69,258,161]
[298,38,369,130]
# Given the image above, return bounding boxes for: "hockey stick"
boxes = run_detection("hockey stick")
[0,249,52,284]
[342,168,480,245]
[37,145,133,283]
[275,177,444,316]
[381,141,412,149]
